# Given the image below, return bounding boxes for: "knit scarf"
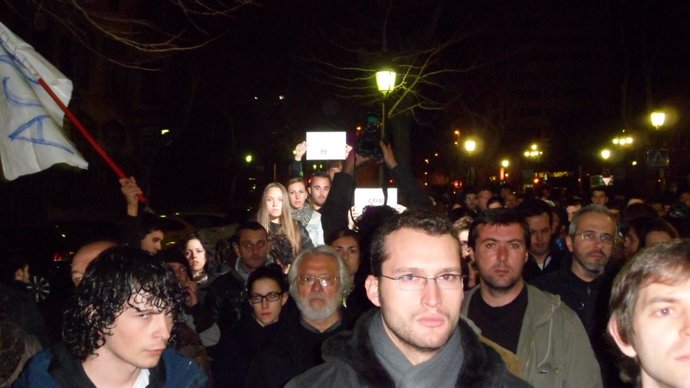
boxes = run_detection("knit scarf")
[292,202,314,227]
[369,311,464,388]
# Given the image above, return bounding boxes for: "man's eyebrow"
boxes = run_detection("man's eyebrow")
[645,296,682,305]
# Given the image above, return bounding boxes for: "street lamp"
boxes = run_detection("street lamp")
[600,149,611,160]
[649,111,668,192]
[500,159,510,182]
[376,69,396,139]
[464,139,477,154]
[464,138,478,185]
[375,69,396,192]
[650,111,666,129]
[523,143,543,159]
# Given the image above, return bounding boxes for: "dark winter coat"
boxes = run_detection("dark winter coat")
[286,309,532,388]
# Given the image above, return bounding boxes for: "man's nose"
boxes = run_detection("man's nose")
[154,315,172,341]
[421,278,441,307]
[311,279,324,291]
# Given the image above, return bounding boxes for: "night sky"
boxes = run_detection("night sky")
[1,0,689,223]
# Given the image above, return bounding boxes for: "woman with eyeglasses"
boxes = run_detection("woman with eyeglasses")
[213,264,291,387]
[257,182,314,258]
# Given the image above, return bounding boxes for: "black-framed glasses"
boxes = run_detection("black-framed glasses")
[380,273,463,291]
[298,275,339,287]
[574,231,614,244]
[248,292,284,304]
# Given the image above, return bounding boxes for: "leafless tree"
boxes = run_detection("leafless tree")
[3,0,257,70]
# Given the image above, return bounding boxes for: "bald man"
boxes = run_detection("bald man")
[70,241,116,287]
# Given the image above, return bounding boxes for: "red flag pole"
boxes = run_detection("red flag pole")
[37,78,146,202]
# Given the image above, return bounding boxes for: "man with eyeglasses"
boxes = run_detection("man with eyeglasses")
[286,211,529,387]
[243,245,353,388]
[461,209,601,388]
[531,205,621,386]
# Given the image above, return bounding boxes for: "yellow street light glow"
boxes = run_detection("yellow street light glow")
[464,139,477,153]
[601,149,611,160]
[161,129,170,135]
[501,159,510,168]
[530,144,538,150]
[376,70,397,94]
[650,112,666,128]
[244,154,253,163]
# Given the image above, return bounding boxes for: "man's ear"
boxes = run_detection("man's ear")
[13,268,24,281]
[607,315,637,358]
[565,235,574,253]
[365,275,381,307]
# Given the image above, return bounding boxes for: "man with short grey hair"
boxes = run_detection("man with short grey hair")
[531,205,620,386]
[243,246,352,388]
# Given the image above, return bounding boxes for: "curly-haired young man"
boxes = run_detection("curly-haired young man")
[14,247,207,388]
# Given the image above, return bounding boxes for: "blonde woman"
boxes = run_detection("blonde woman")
[257,183,314,257]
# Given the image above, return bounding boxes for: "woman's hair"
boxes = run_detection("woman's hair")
[247,264,289,296]
[157,247,193,279]
[180,233,224,277]
[327,228,360,246]
[257,182,302,253]
[62,247,184,361]
[0,320,41,387]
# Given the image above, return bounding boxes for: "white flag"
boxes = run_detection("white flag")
[0,21,88,181]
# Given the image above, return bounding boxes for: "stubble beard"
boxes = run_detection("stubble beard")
[378,291,456,355]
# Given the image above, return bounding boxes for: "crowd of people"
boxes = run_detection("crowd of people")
[2,140,690,388]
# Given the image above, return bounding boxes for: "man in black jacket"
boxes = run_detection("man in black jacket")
[287,211,530,387]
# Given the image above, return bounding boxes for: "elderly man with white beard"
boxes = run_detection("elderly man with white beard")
[241,245,353,388]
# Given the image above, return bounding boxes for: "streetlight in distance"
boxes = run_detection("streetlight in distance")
[600,149,611,160]
[464,139,477,155]
[523,143,543,159]
[650,111,666,129]
[464,138,478,185]
[500,159,510,183]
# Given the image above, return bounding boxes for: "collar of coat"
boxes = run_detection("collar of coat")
[321,309,520,387]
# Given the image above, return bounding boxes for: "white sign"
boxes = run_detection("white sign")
[354,188,398,214]
[306,131,347,160]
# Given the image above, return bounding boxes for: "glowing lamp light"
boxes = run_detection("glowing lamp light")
[376,70,397,94]
[501,159,510,168]
[464,139,477,153]
[650,112,666,129]
[601,149,611,160]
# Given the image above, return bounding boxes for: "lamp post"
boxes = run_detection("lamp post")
[464,138,477,185]
[375,69,396,192]
[523,143,543,188]
[500,159,510,183]
[376,70,396,139]
[649,111,667,192]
